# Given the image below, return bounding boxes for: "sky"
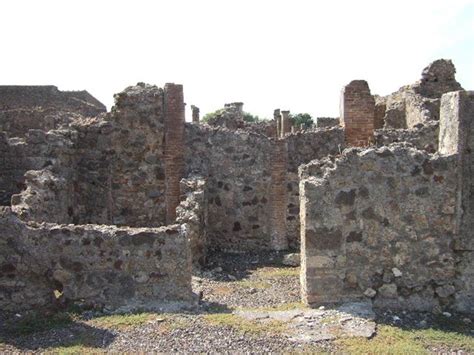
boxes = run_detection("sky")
[1,0,473,121]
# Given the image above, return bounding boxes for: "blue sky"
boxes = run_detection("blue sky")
[1,0,472,120]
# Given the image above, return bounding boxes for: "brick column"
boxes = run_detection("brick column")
[191,105,200,123]
[270,139,288,250]
[164,83,185,224]
[340,80,375,146]
[274,109,282,138]
[281,110,291,137]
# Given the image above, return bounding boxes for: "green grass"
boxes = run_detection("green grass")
[414,327,474,351]
[45,344,103,355]
[3,309,162,335]
[238,301,306,312]
[203,313,287,335]
[89,313,161,329]
[256,267,300,277]
[338,324,474,354]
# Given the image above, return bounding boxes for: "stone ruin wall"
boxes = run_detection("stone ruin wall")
[438,91,474,312]
[285,128,345,248]
[1,59,473,314]
[184,124,343,251]
[376,59,463,133]
[0,86,106,138]
[176,176,208,269]
[300,91,474,313]
[0,129,75,208]
[185,124,274,251]
[374,121,439,153]
[6,83,185,228]
[0,207,192,312]
[0,83,199,312]
[300,144,459,311]
[0,86,106,115]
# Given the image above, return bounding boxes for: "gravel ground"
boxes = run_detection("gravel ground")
[194,251,301,309]
[0,251,473,354]
[108,316,330,353]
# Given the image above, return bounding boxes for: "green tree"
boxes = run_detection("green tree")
[243,112,260,123]
[202,109,263,123]
[202,109,225,123]
[290,113,314,129]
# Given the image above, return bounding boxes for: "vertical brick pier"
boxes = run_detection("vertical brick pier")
[164,83,185,224]
[340,80,375,146]
[270,139,289,250]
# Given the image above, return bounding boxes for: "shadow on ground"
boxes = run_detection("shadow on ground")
[0,310,116,351]
[0,299,234,352]
[196,250,298,282]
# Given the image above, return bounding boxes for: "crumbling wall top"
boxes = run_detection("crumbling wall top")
[421,59,458,83]
[0,85,106,116]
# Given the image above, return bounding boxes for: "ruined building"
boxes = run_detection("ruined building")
[0,60,472,314]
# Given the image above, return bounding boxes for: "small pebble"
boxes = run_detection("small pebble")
[392,268,403,277]
[442,312,452,318]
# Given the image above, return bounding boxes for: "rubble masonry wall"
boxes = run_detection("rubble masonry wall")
[300,144,459,311]
[0,207,192,312]
[300,91,474,313]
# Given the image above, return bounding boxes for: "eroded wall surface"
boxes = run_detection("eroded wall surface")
[0,86,106,137]
[8,83,184,228]
[374,121,439,153]
[0,129,74,208]
[177,176,208,268]
[439,90,474,312]
[300,91,474,313]
[0,207,192,311]
[286,128,345,248]
[185,124,344,251]
[1,60,472,313]
[185,124,274,251]
[300,144,459,311]
[378,59,463,130]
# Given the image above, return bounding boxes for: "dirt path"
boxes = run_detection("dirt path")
[1,252,473,354]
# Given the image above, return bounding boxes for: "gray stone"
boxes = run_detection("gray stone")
[379,284,398,299]
[364,288,377,298]
[282,253,300,266]
[392,268,403,278]
[435,284,456,298]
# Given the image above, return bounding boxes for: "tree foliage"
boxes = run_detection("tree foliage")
[290,113,314,129]
[202,109,224,123]
[202,109,262,123]
[243,112,260,123]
